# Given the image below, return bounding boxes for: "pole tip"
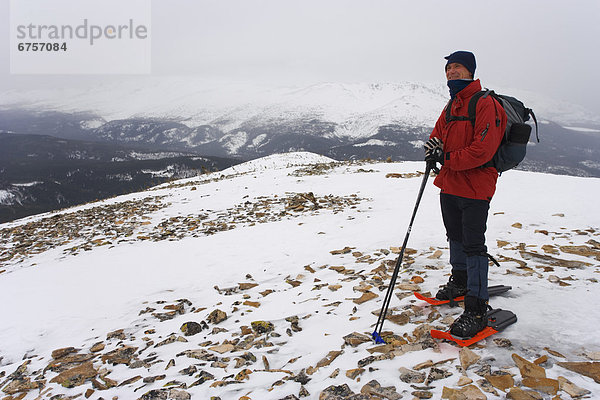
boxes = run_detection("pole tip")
[371,331,386,344]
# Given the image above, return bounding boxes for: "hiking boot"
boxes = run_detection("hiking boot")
[435,270,467,300]
[450,296,489,338]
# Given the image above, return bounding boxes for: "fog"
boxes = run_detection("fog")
[1,0,599,113]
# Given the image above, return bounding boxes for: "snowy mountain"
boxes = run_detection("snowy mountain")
[1,152,599,399]
[2,78,600,179]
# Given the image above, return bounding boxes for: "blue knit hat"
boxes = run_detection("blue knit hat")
[445,51,476,77]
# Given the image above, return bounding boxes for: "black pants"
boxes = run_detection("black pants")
[441,193,491,299]
[440,193,489,256]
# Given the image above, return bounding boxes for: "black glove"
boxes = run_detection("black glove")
[424,137,444,164]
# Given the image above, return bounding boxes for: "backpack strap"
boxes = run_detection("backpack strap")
[445,90,489,127]
[445,98,473,124]
[468,89,500,127]
[528,108,540,142]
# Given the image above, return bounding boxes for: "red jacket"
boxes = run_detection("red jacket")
[430,79,507,201]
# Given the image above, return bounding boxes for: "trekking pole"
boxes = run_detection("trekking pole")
[372,161,435,343]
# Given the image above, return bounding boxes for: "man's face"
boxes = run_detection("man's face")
[445,62,472,80]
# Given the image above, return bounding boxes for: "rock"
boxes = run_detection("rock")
[243,300,261,308]
[476,378,498,396]
[426,367,452,384]
[101,345,138,365]
[293,369,311,385]
[207,309,227,324]
[51,347,78,359]
[188,371,215,387]
[360,379,402,400]
[208,344,235,354]
[367,344,395,354]
[521,377,559,394]
[286,316,302,332]
[313,350,343,371]
[544,347,566,358]
[585,351,600,360]
[459,347,481,371]
[387,312,410,326]
[140,389,169,400]
[413,360,434,370]
[90,342,105,353]
[240,325,253,335]
[85,388,95,398]
[485,372,514,391]
[328,284,342,291]
[520,251,592,269]
[330,247,353,255]
[411,276,425,284]
[343,332,371,347]
[557,361,600,383]
[45,352,96,374]
[471,364,492,378]
[399,367,426,383]
[353,291,378,304]
[168,389,191,400]
[319,384,354,399]
[358,354,392,368]
[155,335,186,347]
[557,375,591,397]
[179,365,197,376]
[279,396,300,400]
[165,359,175,370]
[506,387,543,400]
[180,321,206,336]
[119,375,142,386]
[178,349,218,362]
[238,282,259,290]
[251,320,275,334]
[457,376,473,386]
[143,375,166,383]
[493,338,512,348]
[91,378,108,390]
[442,384,487,400]
[533,355,548,365]
[49,361,97,388]
[412,390,433,399]
[299,385,310,397]
[107,329,126,340]
[346,368,365,380]
[512,353,546,379]
[1,377,44,394]
[560,245,600,258]
[234,369,252,381]
[101,375,117,388]
[381,333,408,346]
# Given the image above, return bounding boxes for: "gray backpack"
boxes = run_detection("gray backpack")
[445,89,539,173]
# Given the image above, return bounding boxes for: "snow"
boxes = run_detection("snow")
[1,152,599,399]
[564,126,600,133]
[11,182,42,187]
[353,139,396,147]
[3,77,597,140]
[0,189,17,205]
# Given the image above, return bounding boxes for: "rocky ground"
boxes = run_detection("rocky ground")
[0,158,599,399]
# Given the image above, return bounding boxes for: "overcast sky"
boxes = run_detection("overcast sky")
[1,0,599,112]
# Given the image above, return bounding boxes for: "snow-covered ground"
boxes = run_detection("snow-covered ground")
[0,152,598,399]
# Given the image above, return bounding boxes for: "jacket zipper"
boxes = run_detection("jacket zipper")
[480,123,490,141]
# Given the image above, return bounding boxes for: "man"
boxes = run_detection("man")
[424,50,507,338]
